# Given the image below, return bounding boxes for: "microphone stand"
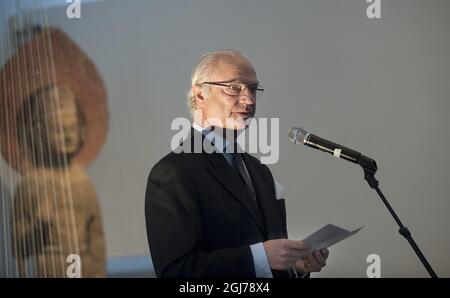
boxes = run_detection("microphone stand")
[358,156,438,278]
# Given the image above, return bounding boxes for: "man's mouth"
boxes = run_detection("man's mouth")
[233,112,252,119]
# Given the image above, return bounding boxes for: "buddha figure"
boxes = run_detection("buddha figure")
[12,84,106,277]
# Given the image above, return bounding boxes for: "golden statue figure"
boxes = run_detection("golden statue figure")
[12,85,106,277]
[0,28,109,277]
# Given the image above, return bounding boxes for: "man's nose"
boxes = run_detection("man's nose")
[239,89,256,105]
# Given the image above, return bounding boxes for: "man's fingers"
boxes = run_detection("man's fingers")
[313,251,327,267]
[275,256,297,270]
[283,254,304,263]
[305,254,322,272]
[284,241,310,260]
[286,240,310,251]
[320,248,329,259]
[286,248,309,258]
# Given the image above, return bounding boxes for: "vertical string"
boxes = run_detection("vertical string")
[30,0,58,277]
[42,2,81,273]
[36,0,65,277]
[10,2,31,277]
[0,5,10,277]
[15,3,47,278]
[2,4,20,278]
[23,1,49,278]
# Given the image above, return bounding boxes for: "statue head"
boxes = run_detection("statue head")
[17,84,85,167]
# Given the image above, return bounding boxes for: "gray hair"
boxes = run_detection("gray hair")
[186,49,245,115]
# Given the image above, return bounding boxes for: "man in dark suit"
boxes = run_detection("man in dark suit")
[145,50,329,278]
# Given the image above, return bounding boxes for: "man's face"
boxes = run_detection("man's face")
[195,56,257,130]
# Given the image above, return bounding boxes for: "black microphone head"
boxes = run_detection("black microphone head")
[288,127,308,144]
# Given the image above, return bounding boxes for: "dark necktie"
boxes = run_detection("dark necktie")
[231,153,257,203]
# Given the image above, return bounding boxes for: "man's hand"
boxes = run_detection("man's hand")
[295,248,329,274]
[263,239,310,270]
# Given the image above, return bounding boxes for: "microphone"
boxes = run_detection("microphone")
[288,127,377,172]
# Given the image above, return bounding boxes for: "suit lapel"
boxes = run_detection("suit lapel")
[242,154,284,239]
[187,128,267,237]
[205,151,266,237]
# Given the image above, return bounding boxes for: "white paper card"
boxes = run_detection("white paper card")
[303,224,363,251]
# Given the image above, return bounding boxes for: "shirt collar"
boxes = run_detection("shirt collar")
[192,122,230,154]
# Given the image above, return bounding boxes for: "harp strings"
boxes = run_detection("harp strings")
[11,2,33,277]
[41,0,81,268]
[0,0,80,277]
[0,5,14,277]
[33,0,62,277]
[40,0,81,274]
[30,0,56,277]
[24,0,51,277]
[14,1,41,277]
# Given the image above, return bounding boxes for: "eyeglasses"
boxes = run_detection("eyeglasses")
[201,81,264,98]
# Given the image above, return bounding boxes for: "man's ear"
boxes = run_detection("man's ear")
[193,85,206,108]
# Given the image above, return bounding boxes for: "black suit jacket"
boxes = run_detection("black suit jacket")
[145,129,291,278]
